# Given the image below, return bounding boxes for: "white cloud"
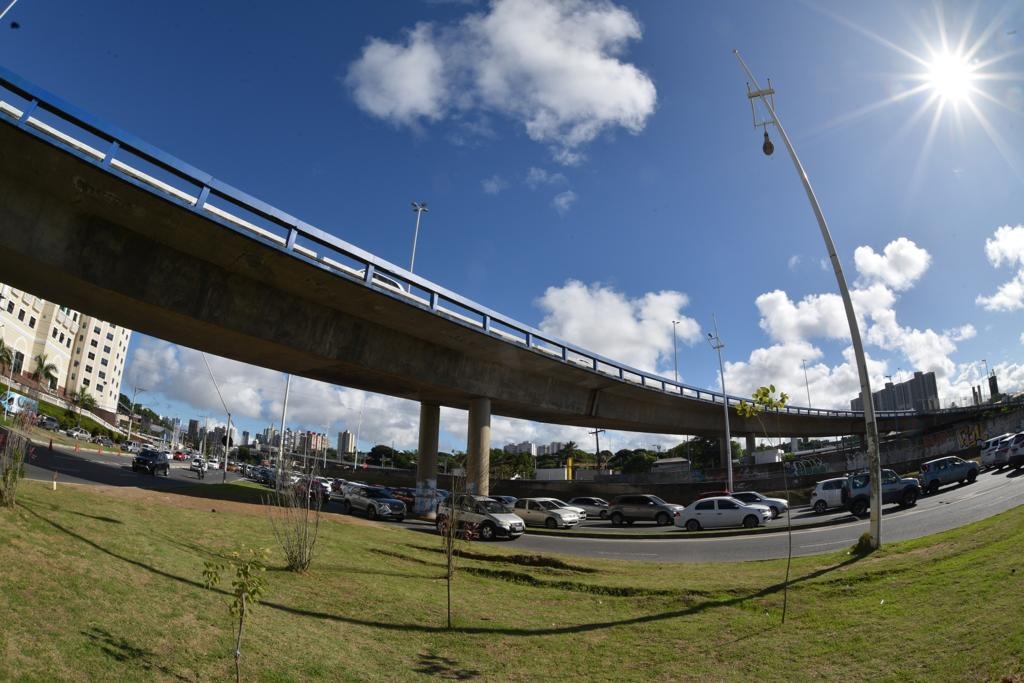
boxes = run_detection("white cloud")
[535,280,700,377]
[552,190,577,214]
[346,0,657,164]
[787,255,801,271]
[346,24,447,125]
[525,166,566,188]
[755,290,850,343]
[1020,332,1024,345]
[481,174,508,194]
[854,237,931,291]
[977,225,1024,312]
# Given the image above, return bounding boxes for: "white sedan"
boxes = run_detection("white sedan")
[675,496,772,531]
[512,498,581,528]
[729,491,789,518]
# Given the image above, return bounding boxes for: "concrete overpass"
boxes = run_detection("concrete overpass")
[0,67,983,503]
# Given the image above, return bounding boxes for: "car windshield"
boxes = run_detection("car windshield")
[364,488,393,499]
[477,500,509,513]
[537,500,560,510]
[648,496,667,505]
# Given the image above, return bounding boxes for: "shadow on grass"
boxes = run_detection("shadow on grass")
[81,626,190,681]
[66,510,123,524]
[415,652,481,680]
[19,500,868,637]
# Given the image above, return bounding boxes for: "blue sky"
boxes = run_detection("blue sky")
[1,0,1022,452]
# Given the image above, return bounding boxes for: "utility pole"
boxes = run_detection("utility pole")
[671,320,681,384]
[801,359,812,408]
[735,50,882,547]
[126,384,146,445]
[410,202,429,274]
[588,428,606,470]
[278,374,291,488]
[707,315,733,492]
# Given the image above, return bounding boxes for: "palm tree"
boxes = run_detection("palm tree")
[70,389,97,426]
[559,440,579,467]
[31,353,59,390]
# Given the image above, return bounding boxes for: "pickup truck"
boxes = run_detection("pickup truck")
[842,468,920,516]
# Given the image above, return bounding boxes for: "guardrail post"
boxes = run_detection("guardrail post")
[286,228,298,251]
[15,99,38,127]
[101,140,120,169]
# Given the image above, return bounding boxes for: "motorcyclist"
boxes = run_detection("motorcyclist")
[197,458,208,480]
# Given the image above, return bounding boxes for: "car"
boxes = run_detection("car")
[189,458,207,472]
[676,496,772,531]
[695,490,733,500]
[37,416,60,431]
[206,459,221,470]
[809,477,847,514]
[121,441,141,454]
[841,468,920,516]
[607,494,685,526]
[91,435,114,447]
[1008,433,1024,470]
[437,494,525,541]
[729,491,789,518]
[567,497,610,519]
[488,495,517,507]
[548,498,588,520]
[65,427,90,439]
[512,498,581,528]
[981,433,1015,470]
[919,456,979,494]
[339,485,406,521]
[132,449,170,476]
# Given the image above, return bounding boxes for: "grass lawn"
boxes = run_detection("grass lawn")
[1,480,1022,682]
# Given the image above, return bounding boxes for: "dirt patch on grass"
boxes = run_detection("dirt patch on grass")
[406,544,598,573]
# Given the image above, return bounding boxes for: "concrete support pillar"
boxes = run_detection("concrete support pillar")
[466,397,491,496]
[745,435,757,456]
[414,402,440,517]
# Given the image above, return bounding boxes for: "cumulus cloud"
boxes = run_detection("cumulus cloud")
[976,225,1024,311]
[552,190,577,214]
[346,0,657,164]
[345,24,446,125]
[535,280,700,376]
[787,255,801,271]
[854,237,931,291]
[525,166,566,188]
[481,174,509,194]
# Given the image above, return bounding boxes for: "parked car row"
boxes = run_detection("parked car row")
[981,433,1024,471]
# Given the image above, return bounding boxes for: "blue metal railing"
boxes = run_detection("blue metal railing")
[0,66,979,422]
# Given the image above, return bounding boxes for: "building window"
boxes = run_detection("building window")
[6,302,13,313]
[18,309,24,321]
[28,316,35,328]
[66,338,71,348]
[85,365,93,374]
[98,371,106,380]
[96,384,104,392]
[106,332,114,341]
[103,345,110,353]
[88,352,95,360]
[73,361,79,367]
[90,340,98,348]
[51,326,57,337]
[100,358,108,366]
[82,379,90,387]
[70,373,76,380]
[93,326,100,334]
[59,333,64,343]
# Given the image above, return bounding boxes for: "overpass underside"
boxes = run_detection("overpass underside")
[0,116,899,441]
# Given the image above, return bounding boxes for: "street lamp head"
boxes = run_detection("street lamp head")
[411,201,429,213]
[762,129,774,156]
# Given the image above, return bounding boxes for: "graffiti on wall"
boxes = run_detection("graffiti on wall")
[785,457,828,477]
[956,423,986,449]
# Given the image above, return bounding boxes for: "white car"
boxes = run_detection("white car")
[981,433,1016,470]
[513,498,581,529]
[65,427,90,439]
[730,491,789,518]
[567,497,610,519]
[548,498,589,520]
[675,496,772,531]
[809,477,847,514]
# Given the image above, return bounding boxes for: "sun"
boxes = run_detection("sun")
[924,50,976,104]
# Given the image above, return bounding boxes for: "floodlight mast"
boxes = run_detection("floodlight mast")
[733,49,883,548]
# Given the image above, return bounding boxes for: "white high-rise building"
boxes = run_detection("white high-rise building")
[0,283,131,421]
[338,429,356,456]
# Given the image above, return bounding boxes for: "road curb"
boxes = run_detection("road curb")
[524,512,860,540]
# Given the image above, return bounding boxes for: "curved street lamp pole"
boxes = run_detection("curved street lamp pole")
[733,49,883,548]
[707,315,733,493]
[410,202,429,274]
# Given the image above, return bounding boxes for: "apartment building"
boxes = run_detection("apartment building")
[0,283,131,421]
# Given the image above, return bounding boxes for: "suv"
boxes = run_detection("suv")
[132,449,170,476]
[37,416,60,431]
[607,494,685,526]
[981,433,1015,470]
[919,456,978,494]
[809,477,847,514]
[65,427,90,439]
[339,484,406,522]
[1007,433,1024,470]
[841,468,920,516]
[436,494,525,541]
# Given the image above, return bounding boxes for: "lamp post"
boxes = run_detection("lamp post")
[981,359,989,401]
[707,315,733,492]
[671,320,680,384]
[409,202,429,274]
[125,384,147,445]
[734,50,883,547]
[801,359,812,408]
[588,427,606,470]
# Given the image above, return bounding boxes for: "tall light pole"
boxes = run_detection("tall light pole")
[588,427,606,470]
[125,384,146,445]
[801,359,812,408]
[981,359,989,401]
[671,320,680,384]
[707,315,733,493]
[409,201,429,274]
[201,353,232,483]
[735,50,883,547]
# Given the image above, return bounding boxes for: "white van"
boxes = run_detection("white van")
[981,433,1015,470]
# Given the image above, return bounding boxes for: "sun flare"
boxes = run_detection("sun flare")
[924,50,976,103]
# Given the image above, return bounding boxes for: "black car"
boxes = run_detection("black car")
[132,449,170,476]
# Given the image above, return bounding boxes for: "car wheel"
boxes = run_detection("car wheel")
[851,499,868,517]
[655,512,671,526]
[902,489,918,507]
[599,510,608,519]
[813,500,828,514]
[967,470,977,483]
[610,512,624,526]
[685,519,701,532]
[927,480,939,495]
[544,517,557,529]
[770,506,780,519]
[478,523,496,541]
[367,506,377,521]
[742,515,759,529]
